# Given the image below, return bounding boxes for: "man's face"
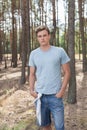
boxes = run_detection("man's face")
[37,30,50,46]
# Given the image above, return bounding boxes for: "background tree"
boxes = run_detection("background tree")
[11,0,17,68]
[52,0,56,45]
[78,0,87,72]
[0,31,3,62]
[20,0,30,84]
[67,0,77,104]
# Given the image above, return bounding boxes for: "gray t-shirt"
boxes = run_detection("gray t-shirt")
[29,46,70,94]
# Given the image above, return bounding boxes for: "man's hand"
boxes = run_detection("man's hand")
[30,90,38,98]
[55,90,64,98]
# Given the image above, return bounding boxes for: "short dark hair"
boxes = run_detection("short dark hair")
[35,25,50,35]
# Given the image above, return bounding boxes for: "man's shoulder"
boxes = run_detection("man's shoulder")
[52,46,64,51]
[30,47,40,54]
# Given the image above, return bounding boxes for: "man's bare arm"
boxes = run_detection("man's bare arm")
[56,62,71,98]
[29,66,38,98]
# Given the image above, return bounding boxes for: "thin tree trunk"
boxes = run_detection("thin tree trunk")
[78,0,87,72]
[0,31,3,62]
[52,0,56,45]
[56,0,59,46]
[11,0,17,68]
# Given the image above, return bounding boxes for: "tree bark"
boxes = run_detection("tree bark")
[67,0,77,104]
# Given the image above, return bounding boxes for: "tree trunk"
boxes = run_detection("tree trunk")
[0,31,3,62]
[20,0,30,84]
[11,0,17,68]
[78,0,87,72]
[56,0,59,46]
[67,0,77,104]
[51,0,56,45]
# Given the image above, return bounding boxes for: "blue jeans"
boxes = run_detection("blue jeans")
[35,94,64,130]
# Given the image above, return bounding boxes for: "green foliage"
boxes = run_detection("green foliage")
[0,121,28,130]
[59,33,67,50]
[59,35,65,47]
[0,124,10,130]
[12,121,27,130]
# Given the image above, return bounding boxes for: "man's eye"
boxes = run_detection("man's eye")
[43,35,46,37]
[38,34,47,38]
[38,35,42,38]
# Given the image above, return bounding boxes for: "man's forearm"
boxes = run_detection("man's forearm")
[56,69,70,98]
[29,74,38,98]
[59,63,71,97]
[60,72,70,94]
[29,74,35,91]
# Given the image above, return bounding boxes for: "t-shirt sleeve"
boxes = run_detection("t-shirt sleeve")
[60,48,70,64]
[28,52,35,67]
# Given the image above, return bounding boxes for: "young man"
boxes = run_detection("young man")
[29,25,70,130]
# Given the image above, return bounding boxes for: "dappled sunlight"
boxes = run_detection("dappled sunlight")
[0,71,21,81]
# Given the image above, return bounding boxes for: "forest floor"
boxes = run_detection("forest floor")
[0,59,87,130]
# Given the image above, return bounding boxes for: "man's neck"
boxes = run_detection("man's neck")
[40,44,51,51]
